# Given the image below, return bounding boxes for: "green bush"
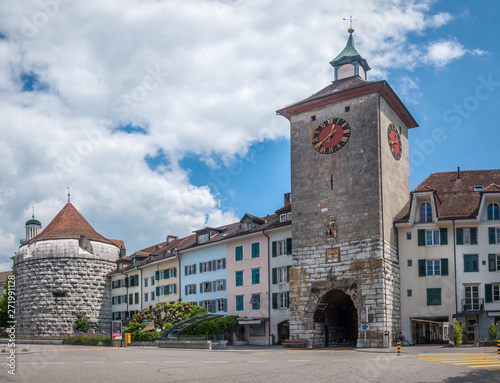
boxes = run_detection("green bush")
[123,321,163,342]
[73,313,89,333]
[183,315,239,337]
[487,321,499,341]
[453,320,464,346]
[63,333,110,344]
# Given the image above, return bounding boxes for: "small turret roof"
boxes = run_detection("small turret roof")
[329,32,370,74]
[25,217,41,226]
[330,33,360,63]
[27,202,116,246]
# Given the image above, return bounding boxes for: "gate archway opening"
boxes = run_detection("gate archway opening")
[313,289,357,347]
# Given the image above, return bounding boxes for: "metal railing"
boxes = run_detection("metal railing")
[461,298,484,311]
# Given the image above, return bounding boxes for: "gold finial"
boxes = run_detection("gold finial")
[343,15,356,33]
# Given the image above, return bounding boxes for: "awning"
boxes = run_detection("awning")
[238,318,267,325]
[487,312,500,317]
[452,312,476,319]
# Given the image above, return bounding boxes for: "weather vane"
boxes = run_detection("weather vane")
[343,15,357,33]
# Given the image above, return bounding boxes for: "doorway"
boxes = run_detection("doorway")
[314,289,357,346]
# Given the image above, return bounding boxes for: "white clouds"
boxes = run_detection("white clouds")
[425,39,485,67]
[0,0,483,271]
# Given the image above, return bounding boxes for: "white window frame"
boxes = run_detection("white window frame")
[186,284,196,295]
[144,293,149,302]
[278,240,286,256]
[280,214,287,222]
[144,278,148,288]
[493,284,500,302]
[217,298,225,312]
[278,266,287,283]
[279,292,289,308]
[426,230,440,246]
[151,276,155,286]
[151,292,155,301]
[426,259,441,276]
[197,233,209,244]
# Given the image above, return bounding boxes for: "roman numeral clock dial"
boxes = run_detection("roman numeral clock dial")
[312,117,351,154]
[387,123,402,160]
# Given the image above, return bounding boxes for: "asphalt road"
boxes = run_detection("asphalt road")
[1,344,499,383]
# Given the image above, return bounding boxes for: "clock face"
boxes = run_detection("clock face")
[311,117,351,154]
[387,123,402,160]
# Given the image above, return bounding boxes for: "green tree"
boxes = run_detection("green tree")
[132,300,206,331]
[487,320,499,341]
[0,275,13,328]
[453,320,464,346]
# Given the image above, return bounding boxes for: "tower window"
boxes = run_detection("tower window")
[345,106,350,112]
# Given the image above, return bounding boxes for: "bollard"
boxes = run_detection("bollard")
[497,339,500,355]
[397,341,401,356]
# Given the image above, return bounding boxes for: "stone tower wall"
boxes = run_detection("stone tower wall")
[14,239,119,337]
[288,90,404,347]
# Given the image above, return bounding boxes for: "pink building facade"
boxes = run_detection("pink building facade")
[226,216,270,346]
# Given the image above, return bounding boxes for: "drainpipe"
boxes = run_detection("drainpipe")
[263,229,271,346]
[453,219,458,321]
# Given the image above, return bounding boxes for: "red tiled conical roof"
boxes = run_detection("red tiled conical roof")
[28,203,115,246]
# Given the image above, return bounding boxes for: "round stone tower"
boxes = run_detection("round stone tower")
[14,202,122,337]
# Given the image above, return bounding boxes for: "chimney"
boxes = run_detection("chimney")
[166,235,178,244]
[457,167,461,181]
[284,192,292,206]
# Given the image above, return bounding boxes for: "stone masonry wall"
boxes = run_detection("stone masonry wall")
[288,237,400,347]
[14,239,119,337]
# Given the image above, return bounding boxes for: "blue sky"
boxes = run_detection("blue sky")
[0,0,499,271]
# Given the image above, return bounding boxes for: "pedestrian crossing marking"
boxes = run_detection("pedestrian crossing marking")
[418,352,500,370]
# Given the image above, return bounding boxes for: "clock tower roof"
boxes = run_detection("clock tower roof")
[276,77,418,129]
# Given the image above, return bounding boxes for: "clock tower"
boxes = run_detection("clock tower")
[277,29,418,347]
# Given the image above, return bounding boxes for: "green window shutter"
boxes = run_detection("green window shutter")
[485,284,493,303]
[272,293,278,309]
[488,254,496,271]
[286,291,290,307]
[287,265,291,282]
[173,284,176,294]
[155,271,159,280]
[164,269,169,279]
[456,228,464,245]
[418,229,425,246]
[156,286,160,296]
[286,238,292,255]
[251,242,260,258]
[124,295,127,304]
[427,288,441,306]
[235,246,243,261]
[489,227,496,244]
[272,268,277,285]
[439,228,448,245]
[252,269,260,284]
[418,259,426,277]
[164,285,169,295]
[272,241,277,257]
[441,258,449,276]
[470,228,477,245]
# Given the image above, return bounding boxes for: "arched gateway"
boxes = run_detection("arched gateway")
[313,289,357,347]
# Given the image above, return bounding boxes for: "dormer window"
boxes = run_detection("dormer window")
[117,264,122,270]
[487,203,500,220]
[242,222,253,231]
[280,214,287,222]
[197,233,209,244]
[419,203,432,223]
